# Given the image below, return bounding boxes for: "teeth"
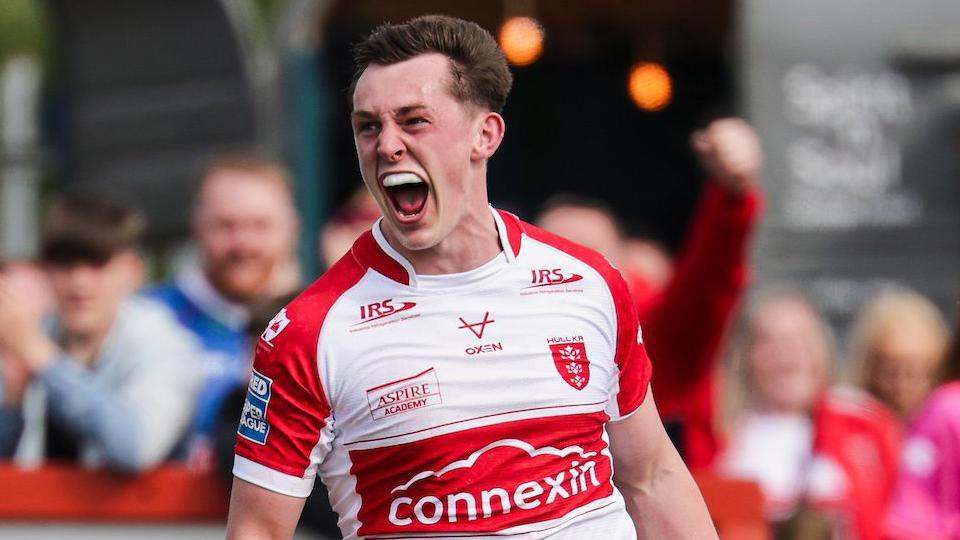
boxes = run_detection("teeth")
[382,172,423,187]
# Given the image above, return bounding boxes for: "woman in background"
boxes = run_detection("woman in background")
[849,290,949,421]
[720,288,900,540]
[884,313,960,539]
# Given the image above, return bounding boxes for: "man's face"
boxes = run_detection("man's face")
[746,298,828,414]
[194,170,297,302]
[351,53,484,252]
[47,252,142,338]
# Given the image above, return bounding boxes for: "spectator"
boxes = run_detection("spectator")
[319,186,381,269]
[536,117,763,468]
[720,289,900,540]
[150,153,300,468]
[0,195,200,471]
[884,312,960,539]
[848,290,949,420]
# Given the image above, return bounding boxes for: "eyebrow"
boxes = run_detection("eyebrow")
[395,105,429,116]
[350,104,430,120]
[351,110,376,120]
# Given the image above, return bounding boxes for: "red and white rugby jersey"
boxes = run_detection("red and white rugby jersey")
[234,208,652,539]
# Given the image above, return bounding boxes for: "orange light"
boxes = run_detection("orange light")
[628,62,672,111]
[499,16,544,67]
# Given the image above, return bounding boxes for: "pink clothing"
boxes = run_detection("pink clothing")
[885,382,960,540]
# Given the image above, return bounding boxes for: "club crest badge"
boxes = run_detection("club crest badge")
[549,341,591,390]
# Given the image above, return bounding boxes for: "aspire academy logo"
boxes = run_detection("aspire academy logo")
[366,368,442,420]
[354,298,417,326]
[524,268,583,289]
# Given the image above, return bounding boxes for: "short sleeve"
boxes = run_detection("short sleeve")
[233,306,333,497]
[605,272,653,421]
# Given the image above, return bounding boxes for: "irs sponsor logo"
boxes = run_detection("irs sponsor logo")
[348,413,613,536]
[237,369,272,444]
[525,268,583,289]
[260,308,290,344]
[356,298,417,325]
[457,312,495,339]
[547,337,590,390]
[465,342,504,356]
[350,299,420,333]
[366,368,442,420]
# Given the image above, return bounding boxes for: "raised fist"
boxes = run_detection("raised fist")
[690,118,762,194]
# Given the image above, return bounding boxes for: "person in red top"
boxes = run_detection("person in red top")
[720,289,901,540]
[537,118,764,469]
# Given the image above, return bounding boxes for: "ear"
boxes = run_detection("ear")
[471,112,506,162]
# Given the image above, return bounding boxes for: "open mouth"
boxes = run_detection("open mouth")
[382,172,429,220]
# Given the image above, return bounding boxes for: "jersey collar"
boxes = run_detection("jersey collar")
[352,206,523,288]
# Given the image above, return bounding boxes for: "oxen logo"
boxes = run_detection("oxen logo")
[548,340,590,390]
[458,312,495,339]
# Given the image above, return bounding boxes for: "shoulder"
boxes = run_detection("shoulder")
[913,382,960,431]
[143,279,197,322]
[517,217,630,291]
[144,279,183,304]
[254,246,369,354]
[821,385,900,432]
[121,296,195,339]
[516,217,635,315]
[109,296,202,365]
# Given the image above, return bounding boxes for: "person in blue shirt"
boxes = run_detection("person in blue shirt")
[151,153,300,468]
[0,195,201,471]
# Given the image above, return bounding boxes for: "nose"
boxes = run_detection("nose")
[376,123,405,163]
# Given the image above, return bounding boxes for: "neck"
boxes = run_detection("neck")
[62,330,108,366]
[387,203,502,276]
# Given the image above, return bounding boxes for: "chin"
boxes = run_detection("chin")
[62,316,103,337]
[221,278,267,301]
[382,219,437,251]
[394,229,442,252]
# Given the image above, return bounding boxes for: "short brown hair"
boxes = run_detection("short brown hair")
[40,194,144,266]
[350,15,513,112]
[201,152,291,192]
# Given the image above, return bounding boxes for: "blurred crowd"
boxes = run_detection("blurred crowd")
[0,117,956,540]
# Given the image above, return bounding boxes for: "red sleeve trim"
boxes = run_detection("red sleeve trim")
[235,251,368,477]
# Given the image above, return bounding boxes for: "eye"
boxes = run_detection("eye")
[404,117,429,128]
[355,121,380,135]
